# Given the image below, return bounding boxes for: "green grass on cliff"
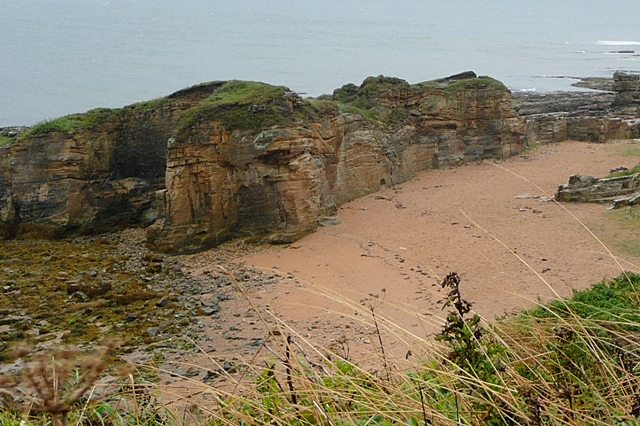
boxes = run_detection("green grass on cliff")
[442,76,507,93]
[127,96,171,111]
[25,107,122,136]
[14,75,511,146]
[206,80,285,106]
[19,96,171,139]
[327,75,509,127]
[0,135,13,147]
[414,76,507,92]
[174,80,297,139]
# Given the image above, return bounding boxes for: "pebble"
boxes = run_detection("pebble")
[222,362,237,374]
[185,367,200,378]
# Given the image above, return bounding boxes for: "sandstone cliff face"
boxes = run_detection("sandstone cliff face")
[0,83,222,237]
[147,75,525,252]
[5,72,640,252]
[0,74,525,252]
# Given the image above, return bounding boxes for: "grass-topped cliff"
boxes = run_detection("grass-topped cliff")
[26,108,122,136]
[4,72,511,147]
[173,80,299,139]
[0,73,523,252]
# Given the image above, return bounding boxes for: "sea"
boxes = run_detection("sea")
[1,0,639,127]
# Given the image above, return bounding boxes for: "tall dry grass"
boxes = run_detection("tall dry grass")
[3,163,640,425]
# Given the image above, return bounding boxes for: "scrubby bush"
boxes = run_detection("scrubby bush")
[3,272,640,425]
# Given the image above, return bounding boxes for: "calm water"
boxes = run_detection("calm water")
[1,0,639,127]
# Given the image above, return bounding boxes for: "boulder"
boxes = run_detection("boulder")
[555,173,640,204]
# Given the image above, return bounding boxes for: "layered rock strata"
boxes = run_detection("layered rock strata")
[0,82,222,238]
[555,173,640,207]
[148,75,525,252]
[0,74,525,251]
[513,72,640,144]
[612,72,640,116]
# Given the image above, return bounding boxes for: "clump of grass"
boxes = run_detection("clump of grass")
[526,272,640,323]
[174,80,297,139]
[607,163,640,178]
[25,108,122,137]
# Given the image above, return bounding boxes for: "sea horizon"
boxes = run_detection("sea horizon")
[1,0,639,128]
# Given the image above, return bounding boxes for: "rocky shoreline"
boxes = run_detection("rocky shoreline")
[1,71,640,383]
[0,227,380,388]
[0,72,639,253]
[0,228,290,381]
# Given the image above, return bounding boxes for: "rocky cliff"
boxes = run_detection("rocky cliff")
[147,74,525,252]
[0,83,220,238]
[513,72,640,144]
[0,73,525,252]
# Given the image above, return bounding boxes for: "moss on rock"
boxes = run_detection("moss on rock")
[0,234,177,362]
[443,76,508,95]
[25,108,123,137]
[174,80,299,140]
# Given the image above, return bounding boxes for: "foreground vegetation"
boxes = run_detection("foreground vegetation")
[2,270,640,425]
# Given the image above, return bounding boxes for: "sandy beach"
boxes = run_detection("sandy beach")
[233,141,640,355]
[160,139,640,398]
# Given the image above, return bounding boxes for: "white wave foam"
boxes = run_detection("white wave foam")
[596,40,640,46]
